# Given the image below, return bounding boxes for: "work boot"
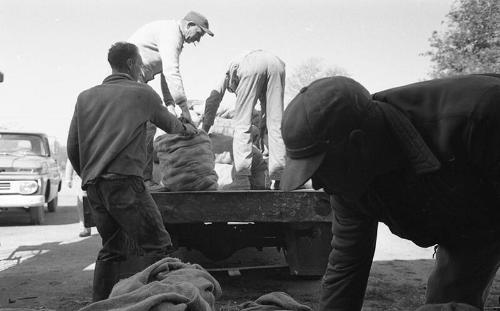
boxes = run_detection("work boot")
[222,175,251,190]
[79,227,91,238]
[109,255,166,297]
[92,260,120,302]
[271,180,280,190]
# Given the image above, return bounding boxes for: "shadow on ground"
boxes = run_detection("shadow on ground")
[0,235,98,310]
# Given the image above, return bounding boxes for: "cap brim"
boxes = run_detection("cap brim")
[281,152,326,191]
[200,26,214,36]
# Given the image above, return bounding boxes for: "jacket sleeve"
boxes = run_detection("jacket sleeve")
[203,74,228,128]
[160,73,175,106]
[319,195,378,311]
[158,25,187,108]
[148,89,186,134]
[66,102,81,177]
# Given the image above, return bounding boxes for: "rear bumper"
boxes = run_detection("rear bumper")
[0,194,45,208]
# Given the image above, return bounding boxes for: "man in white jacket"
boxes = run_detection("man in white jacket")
[129,11,214,187]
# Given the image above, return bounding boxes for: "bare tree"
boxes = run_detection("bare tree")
[286,58,349,100]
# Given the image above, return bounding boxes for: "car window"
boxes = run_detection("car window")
[0,134,48,156]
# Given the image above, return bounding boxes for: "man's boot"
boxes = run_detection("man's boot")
[106,255,167,297]
[92,260,120,302]
[116,255,163,281]
[222,174,251,190]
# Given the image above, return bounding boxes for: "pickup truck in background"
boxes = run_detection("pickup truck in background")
[0,131,61,224]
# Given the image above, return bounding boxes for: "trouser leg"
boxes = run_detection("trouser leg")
[426,242,500,309]
[138,71,157,183]
[143,121,157,181]
[232,72,263,177]
[77,192,91,236]
[250,146,268,190]
[76,193,84,226]
[92,260,120,301]
[86,184,125,261]
[319,203,377,311]
[86,177,171,261]
[265,66,286,181]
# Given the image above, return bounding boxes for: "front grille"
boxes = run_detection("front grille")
[0,182,11,191]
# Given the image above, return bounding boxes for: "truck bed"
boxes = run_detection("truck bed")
[84,190,332,226]
[152,190,332,223]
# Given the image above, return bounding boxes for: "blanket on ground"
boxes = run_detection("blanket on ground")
[78,258,312,311]
[236,292,311,311]
[79,257,221,311]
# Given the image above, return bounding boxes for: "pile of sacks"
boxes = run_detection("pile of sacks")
[78,257,312,311]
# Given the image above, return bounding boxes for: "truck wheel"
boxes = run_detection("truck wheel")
[30,205,45,225]
[47,196,58,212]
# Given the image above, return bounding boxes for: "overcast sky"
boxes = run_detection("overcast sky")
[0,0,455,142]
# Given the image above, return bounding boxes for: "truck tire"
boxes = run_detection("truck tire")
[30,205,45,225]
[47,196,58,212]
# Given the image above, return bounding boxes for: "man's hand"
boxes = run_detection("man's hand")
[180,106,193,123]
[182,122,198,136]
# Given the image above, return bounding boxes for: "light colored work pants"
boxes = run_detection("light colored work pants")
[232,51,286,180]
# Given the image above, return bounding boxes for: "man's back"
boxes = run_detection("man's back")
[74,73,161,185]
[374,74,500,176]
[367,74,500,247]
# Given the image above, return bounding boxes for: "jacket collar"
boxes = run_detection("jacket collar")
[374,100,441,175]
[102,73,135,84]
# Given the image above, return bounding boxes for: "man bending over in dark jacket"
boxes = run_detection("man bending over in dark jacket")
[281,75,500,310]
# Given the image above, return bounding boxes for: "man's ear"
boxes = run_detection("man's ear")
[126,58,134,70]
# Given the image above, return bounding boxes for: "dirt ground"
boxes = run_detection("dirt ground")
[1,188,500,311]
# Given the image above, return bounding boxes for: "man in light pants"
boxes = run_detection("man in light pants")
[128,11,214,188]
[202,50,286,190]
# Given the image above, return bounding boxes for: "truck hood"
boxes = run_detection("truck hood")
[0,155,46,172]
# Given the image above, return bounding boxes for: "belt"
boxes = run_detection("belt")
[99,173,130,180]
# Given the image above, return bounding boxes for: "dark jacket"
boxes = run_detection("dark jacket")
[322,74,500,311]
[67,73,186,187]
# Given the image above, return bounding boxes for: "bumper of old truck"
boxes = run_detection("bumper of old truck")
[0,194,45,208]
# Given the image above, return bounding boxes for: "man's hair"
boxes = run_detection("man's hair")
[107,42,139,70]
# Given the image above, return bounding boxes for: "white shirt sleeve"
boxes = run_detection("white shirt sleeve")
[158,22,187,107]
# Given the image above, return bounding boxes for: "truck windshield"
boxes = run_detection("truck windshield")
[0,134,48,156]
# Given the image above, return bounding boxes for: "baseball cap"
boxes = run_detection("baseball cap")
[183,11,214,36]
[281,76,372,191]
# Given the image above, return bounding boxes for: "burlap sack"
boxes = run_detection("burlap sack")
[155,131,218,191]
